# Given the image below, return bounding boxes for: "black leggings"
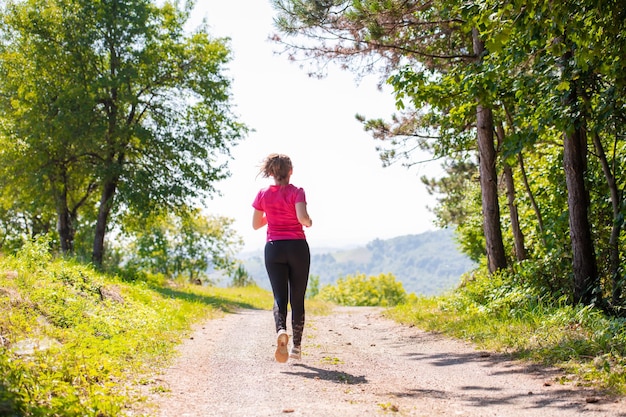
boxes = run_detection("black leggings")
[264,239,310,347]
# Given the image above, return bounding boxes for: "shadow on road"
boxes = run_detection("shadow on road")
[150,286,262,312]
[388,385,626,416]
[388,345,625,416]
[281,363,368,385]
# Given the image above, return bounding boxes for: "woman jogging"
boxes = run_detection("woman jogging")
[252,153,313,363]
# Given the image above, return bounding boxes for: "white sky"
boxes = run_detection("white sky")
[191,1,442,252]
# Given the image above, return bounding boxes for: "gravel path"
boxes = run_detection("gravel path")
[133,307,624,416]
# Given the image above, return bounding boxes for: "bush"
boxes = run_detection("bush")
[306,275,320,299]
[230,263,255,287]
[317,273,407,306]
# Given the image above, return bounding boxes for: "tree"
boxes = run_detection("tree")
[561,61,599,304]
[0,0,247,264]
[473,0,624,305]
[272,0,507,271]
[0,0,101,254]
[306,274,320,299]
[119,208,242,283]
[472,0,625,306]
[471,29,507,272]
[496,122,526,261]
[231,263,255,287]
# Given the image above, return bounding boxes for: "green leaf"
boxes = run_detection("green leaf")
[556,80,570,91]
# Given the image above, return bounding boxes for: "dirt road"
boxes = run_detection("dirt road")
[134,307,624,416]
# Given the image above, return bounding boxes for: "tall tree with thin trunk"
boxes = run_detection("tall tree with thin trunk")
[496,123,527,262]
[0,0,101,254]
[561,53,598,304]
[472,29,507,272]
[272,0,508,271]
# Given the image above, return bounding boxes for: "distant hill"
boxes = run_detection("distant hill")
[240,228,476,296]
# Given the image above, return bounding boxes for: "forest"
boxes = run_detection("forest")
[270,0,626,314]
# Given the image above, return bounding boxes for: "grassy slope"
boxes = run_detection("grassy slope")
[0,246,275,417]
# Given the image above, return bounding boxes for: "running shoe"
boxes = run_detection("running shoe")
[275,329,289,363]
[289,345,301,360]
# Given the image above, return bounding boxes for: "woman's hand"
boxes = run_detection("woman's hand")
[252,209,267,229]
[295,202,312,227]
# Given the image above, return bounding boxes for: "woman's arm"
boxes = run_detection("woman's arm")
[295,202,312,227]
[252,209,267,230]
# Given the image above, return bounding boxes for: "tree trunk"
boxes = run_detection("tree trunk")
[92,179,118,266]
[93,22,122,267]
[503,103,547,248]
[560,45,599,305]
[52,178,74,255]
[563,125,598,304]
[57,200,74,254]
[591,131,622,304]
[496,123,527,261]
[473,29,507,272]
[517,153,547,248]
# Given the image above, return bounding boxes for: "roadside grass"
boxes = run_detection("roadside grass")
[306,298,335,316]
[387,272,626,395]
[0,240,274,417]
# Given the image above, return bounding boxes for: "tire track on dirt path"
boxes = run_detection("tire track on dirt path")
[133,307,624,417]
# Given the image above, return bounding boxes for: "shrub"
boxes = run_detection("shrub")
[306,275,320,299]
[317,273,407,306]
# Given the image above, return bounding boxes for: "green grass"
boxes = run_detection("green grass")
[305,298,334,316]
[386,274,626,395]
[0,242,274,417]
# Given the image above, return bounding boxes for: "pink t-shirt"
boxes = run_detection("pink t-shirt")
[252,184,307,241]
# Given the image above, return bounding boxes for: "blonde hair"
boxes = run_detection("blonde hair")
[259,153,292,183]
